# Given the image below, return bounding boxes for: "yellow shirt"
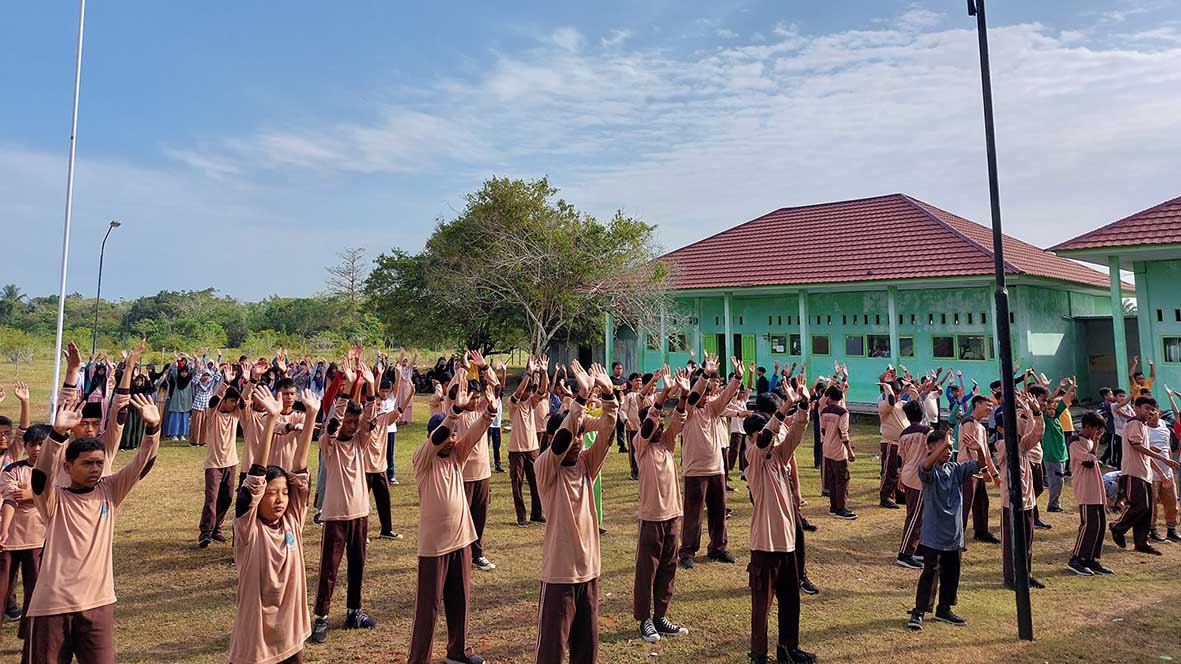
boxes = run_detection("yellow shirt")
[1058,398,1074,433]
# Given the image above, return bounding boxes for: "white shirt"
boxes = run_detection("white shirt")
[1148,423,1172,481]
[379,395,399,434]
[491,395,503,429]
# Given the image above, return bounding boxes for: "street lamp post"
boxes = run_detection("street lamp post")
[966,0,1034,640]
[92,220,121,356]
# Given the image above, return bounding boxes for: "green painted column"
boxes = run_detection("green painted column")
[694,297,703,359]
[659,306,669,365]
[1111,255,1130,392]
[723,292,732,359]
[1134,260,1153,375]
[603,312,614,369]
[887,286,899,361]
[798,290,810,376]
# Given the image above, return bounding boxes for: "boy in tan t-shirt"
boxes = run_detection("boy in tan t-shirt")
[310,354,387,644]
[198,374,246,548]
[678,356,743,569]
[895,400,930,569]
[533,361,617,664]
[632,369,689,644]
[227,386,306,664]
[819,384,856,519]
[1067,412,1113,577]
[508,356,548,527]
[407,359,495,664]
[742,387,816,664]
[28,394,161,664]
[997,394,1046,590]
[0,423,50,640]
[457,355,500,574]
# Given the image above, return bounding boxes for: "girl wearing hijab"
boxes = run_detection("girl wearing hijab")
[85,354,115,430]
[120,369,155,450]
[396,349,418,425]
[161,359,196,440]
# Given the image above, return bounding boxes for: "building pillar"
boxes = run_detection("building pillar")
[659,306,668,365]
[1134,260,1153,378]
[723,292,732,359]
[604,312,614,369]
[694,297,703,359]
[1110,256,1130,392]
[887,286,899,361]
[798,290,810,377]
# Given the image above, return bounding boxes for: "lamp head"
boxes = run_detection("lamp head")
[109,220,122,228]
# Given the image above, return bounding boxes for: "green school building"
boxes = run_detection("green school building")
[1051,195,1181,394]
[600,194,1133,406]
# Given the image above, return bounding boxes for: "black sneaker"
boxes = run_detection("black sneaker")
[880,501,900,510]
[781,647,817,663]
[1028,577,1046,589]
[1148,529,1167,543]
[1134,544,1164,556]
[312,510,322,525]
[1046,505,1064,513]
[800,518,818,532]
[934,607,967,626]
[725,508,734,519]
[895,554,922,570]
[309,617,329,644]
[599,527,608,536]
[832,508,858,520]
[708,550,737,564]
[516,519,529,527]
[820,490,830,497]
[211,532,228,543]
[630,473,639,481]
[1003,580,1016,591]
[530,515,547,524]
[654,616,688,636]
[344,608,376,629]
[4,604,20,621]
[378,531,404,540]
[907,611,924,631]
[1033,519,1052,530]
[973,532,1001,544]
[1086,560,1115,575]
[799,576,819,595]
[726,483,737,492]
[679,558,694,570]
[494,465,505,473]
[472,556,496,571]
[1066,558,1094,576]
[1110,525,1127,548]
[198,534,212,548]
[639,619,660,643]
[444,655,486,664]
[749,655,773,664]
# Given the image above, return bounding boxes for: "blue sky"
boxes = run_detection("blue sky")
[4,0,1180,300]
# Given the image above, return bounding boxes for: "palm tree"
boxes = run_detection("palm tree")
[0,284,22,304]
[1122,299,1138,317]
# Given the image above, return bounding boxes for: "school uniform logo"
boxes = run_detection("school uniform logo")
[284,530,296,549]
[100,502,110,519]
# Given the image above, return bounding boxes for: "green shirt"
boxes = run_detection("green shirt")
[1041,400,1068,463]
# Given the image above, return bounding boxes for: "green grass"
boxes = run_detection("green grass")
[1,356,1179,663]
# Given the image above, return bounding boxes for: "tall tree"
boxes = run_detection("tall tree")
[325,248,369,307]
[424,176,673,354]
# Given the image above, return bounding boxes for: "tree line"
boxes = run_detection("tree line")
[1,176,674,368]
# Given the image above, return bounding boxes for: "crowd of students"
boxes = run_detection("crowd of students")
[0,339,1179,664]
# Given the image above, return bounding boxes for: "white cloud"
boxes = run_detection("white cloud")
[551,27,584,52]
[897,4,943,31]
[601,28,631,47]
[121,14,1181,285]
[716,28,738,39]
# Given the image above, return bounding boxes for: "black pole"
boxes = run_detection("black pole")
[967,0,1033,640]
[92,223,115,356]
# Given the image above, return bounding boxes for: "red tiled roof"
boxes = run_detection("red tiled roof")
[661,194,1114,291]
[1050,195,1181,252]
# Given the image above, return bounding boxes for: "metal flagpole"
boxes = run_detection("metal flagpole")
[49,0,88,421]
[966,0,1033,640]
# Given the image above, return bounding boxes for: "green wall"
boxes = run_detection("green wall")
[1135,260,1181,394]
[628,281,1116,405]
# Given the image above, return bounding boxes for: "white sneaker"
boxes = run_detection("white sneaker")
[639,619,660,643]
[473,556,496,571]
